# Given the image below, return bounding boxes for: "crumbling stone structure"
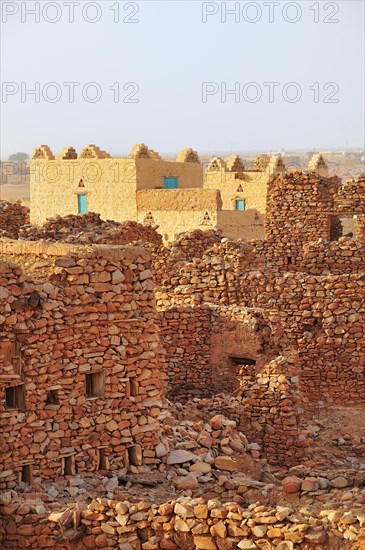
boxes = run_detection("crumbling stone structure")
[3,493,364,549]
[264,171,365,270]
[0,241,166,490]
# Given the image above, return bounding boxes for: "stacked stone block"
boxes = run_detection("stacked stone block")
[0,242,166,490]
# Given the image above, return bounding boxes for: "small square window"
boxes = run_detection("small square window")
[62,455,75,476]
[5,385,25,411]
[85,372,105,399]
[98,448,109,471]
[235,199,245,211]
[21,464,33,484]
[130,380,139,397]
[46,390,59,405]
[1,341,22,375]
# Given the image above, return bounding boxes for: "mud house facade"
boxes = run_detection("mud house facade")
[30,144,330,241]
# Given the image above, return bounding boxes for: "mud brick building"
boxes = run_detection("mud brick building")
[30,144,327,242]
[0,241,165,490]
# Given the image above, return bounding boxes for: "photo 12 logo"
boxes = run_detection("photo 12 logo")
[201,2,340,24]
[1,1,140,24]
[2,158,137,185]
[1,82,140,103]
[201,82,340,103]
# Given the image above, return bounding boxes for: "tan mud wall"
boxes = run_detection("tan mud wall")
[135,158,203,189]
[136,189,222,211]
[136,189,222,241]
[204,170,268,213]
[217,210,265,240]
[30,159,138,226]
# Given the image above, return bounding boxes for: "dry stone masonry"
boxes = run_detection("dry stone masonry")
[0,154,364,549]
[0,241,166,490]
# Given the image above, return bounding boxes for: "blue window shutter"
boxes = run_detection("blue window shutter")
[164,177,178,189]
[78,194,87,214]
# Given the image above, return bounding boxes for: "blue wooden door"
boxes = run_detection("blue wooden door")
[164,177,178,189]
[235,199,245,211]
[78,194,87,214]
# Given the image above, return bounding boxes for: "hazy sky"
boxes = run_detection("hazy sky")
[1,0,364,158]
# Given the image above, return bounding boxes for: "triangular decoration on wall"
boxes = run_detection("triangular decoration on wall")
[143,212,155,226]
[201,212,213,226]
[236,184,243,193]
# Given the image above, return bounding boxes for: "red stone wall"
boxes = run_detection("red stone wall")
[0,242,166,490]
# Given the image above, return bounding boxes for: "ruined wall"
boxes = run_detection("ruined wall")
[264,171,339,268]
[158,303,282,402]
[159,305,213,400]
[264,171,365,269]
[155,240,263,309]
[334,173,365,212]
[0,241,166,489]
[299,237,365,274]
[238,271,365,404]
[239,356,308,465]
[155,238,364,406]
[2,494,364,549]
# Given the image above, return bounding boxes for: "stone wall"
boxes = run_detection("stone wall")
[158,303,285,401]
[264,171,338,269]
[0,241,166,490]
[2,493,364,549]
[238,271,365,405]
[159,305,213,400]
[239,356,308,465]
[153,237,364,406]
[299,237,365,274]
[264,171,365,270]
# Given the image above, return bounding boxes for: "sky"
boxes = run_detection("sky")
[0,0,364,158]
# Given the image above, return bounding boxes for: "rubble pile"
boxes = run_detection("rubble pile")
[0,200,29,239]
[18,213,162,245]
